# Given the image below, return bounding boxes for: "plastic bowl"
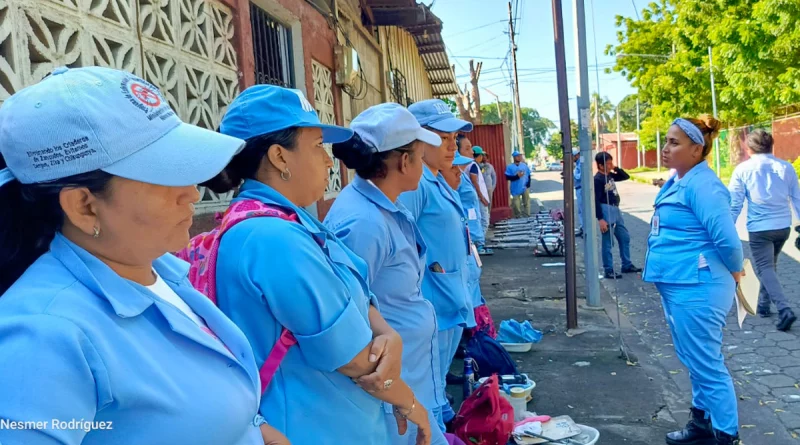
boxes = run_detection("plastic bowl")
[501,342,533,353]
[478,375,536,402]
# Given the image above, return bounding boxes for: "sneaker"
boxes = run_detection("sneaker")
[604,271,623,279]
[777,308,797,332]
[665,407,714,445]
[621,266,642,274]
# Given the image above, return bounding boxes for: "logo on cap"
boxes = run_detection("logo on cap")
[289,89,315,113]
[433,102,451,115]
[130,82,161,107]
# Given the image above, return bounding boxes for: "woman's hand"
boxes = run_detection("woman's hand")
[394,400,432,445]
[732,269,746,283]
[260,424,290,445]
[355,331,403,393]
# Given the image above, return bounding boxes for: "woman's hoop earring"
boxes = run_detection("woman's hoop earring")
[280,168,292,181]
[93,226,100,239]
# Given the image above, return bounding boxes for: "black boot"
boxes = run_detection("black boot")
[777,308,797,332]
[713,430,740,445]
[665,407,715,445]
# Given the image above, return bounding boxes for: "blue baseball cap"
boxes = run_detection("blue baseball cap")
[512,151,522,157]
[0,66,245,187]
[453,153,474,166]
[220,85,353,143]
[408,99,473,133]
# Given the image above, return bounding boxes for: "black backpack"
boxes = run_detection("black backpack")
[466,330,519,379]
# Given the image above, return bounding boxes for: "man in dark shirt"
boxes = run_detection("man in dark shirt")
[594,152,641,279]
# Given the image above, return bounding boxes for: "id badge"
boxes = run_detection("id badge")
[471,243,483,268]
[651,215,660,236]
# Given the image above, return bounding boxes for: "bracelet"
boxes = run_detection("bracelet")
[396,395,416,419]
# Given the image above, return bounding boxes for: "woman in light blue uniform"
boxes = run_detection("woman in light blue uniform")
[204,86,431,445]
[324,103,449,445]
[644,116,743,445]
[0,67,285,444]
[451,155,491,332]
[398,99,476,426]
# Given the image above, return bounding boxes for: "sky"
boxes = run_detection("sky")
[431,0,641,130]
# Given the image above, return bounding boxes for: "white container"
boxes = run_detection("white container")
[569,424,600,445]
[501,342,533,353]
[478,375,536,402]
[509,387,528,422]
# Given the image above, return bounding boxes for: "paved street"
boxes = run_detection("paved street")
[530,169,800,443]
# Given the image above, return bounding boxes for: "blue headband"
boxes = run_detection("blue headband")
[0,168,15,187]
[672,118,704,145]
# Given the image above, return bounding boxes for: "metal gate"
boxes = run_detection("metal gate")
[250,3,294,87]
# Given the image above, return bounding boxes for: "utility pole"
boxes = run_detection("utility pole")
[509,1,525,153]
[573,0,600,309]
[483,88,505,124]
[708,46,721,175]
[657,128,662,171]
[551,0,578,330]
[616,105,622,162]
[636,98,641,167]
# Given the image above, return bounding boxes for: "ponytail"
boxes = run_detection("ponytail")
[0,156,112,295]
[686,114,722,158]
[332,133,412,180]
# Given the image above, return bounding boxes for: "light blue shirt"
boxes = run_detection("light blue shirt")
[457,169,485,245]
[574,160,582,189]
[399,165,476,330]
[644,162,744,285]
[324,175,444,411]
[505,162,531,196]
[216,180,387,444]
[0,234,264,445]
[728,153,800,232]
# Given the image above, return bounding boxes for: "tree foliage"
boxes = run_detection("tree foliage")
[480,102,556,158]
[607,0,800,150]
[543,120,579,160]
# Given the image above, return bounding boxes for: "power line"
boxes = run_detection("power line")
[631,0,640,20]
[443,20,506,38]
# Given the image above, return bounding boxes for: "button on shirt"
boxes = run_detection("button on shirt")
[324,175,444,412]
[399,165,475,330]
[0,234,264,445]
[729,153,800,232]
[215,180,386,444]
[505,162,531,196]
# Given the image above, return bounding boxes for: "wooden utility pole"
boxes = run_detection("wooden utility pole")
[470,59,483,124]
[509,1,524,152]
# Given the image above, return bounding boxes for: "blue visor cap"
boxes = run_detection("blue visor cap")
[512,151,522,157]
[220,85,354,143]
[408,99,474,133]
[453,154,474,166]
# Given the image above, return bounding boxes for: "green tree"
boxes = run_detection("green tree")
[480,102,556,158]
[440,98,459,116]
[590,93,615,136]
[543,120,579,160]
[617,94,650,133]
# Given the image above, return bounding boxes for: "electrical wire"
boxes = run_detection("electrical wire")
[444,20,507,39]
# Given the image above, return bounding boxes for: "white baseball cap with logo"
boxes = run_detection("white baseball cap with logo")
[0,66,245,187]
[349,103,442,151]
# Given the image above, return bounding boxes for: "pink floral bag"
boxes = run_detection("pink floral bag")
[175,199,302,394]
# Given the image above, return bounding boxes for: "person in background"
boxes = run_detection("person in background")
[573,148,584,237]
[506,151,531,218]
[456,135,493,255]
[594,152,642,279]
[475,148,496,235]
[323,103,448,445]
[729,129,798,331]
[0,67,287,445]
[203,86,430,445]
[399,99,476,430]
[645,116,743,445]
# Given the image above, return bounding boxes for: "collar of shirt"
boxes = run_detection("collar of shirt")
[355,175,400,214]
[49,232,190,318]
[236,179,328,239]
[673,161,711,189]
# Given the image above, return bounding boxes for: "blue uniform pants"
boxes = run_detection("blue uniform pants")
[600,205,632,273]
[575,188,583,231]
[438,325,464,423]
[657,272,738,435]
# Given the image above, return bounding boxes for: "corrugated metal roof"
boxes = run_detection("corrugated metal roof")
[364,0,458,98]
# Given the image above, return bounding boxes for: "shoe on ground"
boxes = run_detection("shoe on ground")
[713,430,740,445]
[757,306,773,318]
[604,271,623,279]
[665,407,714,445]
[621,265,642,274]
[777,308,797,332]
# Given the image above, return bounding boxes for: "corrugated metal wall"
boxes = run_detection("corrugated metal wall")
[380,26,433,103]
[469,124,512,223]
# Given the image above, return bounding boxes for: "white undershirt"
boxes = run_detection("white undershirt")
[673,174,708,269]
[147,272,207,328]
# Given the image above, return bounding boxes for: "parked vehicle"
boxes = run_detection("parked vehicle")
[548,162,563,171]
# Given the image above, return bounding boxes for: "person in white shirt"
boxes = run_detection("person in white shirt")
[729,130,799,331]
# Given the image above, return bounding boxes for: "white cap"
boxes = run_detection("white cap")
[350,103,442,152]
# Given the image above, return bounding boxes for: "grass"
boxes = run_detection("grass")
[627,167,656,173]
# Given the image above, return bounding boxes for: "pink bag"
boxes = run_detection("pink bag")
[470,305,498,339]
[175,199,303,394]
[453,375,514,445]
